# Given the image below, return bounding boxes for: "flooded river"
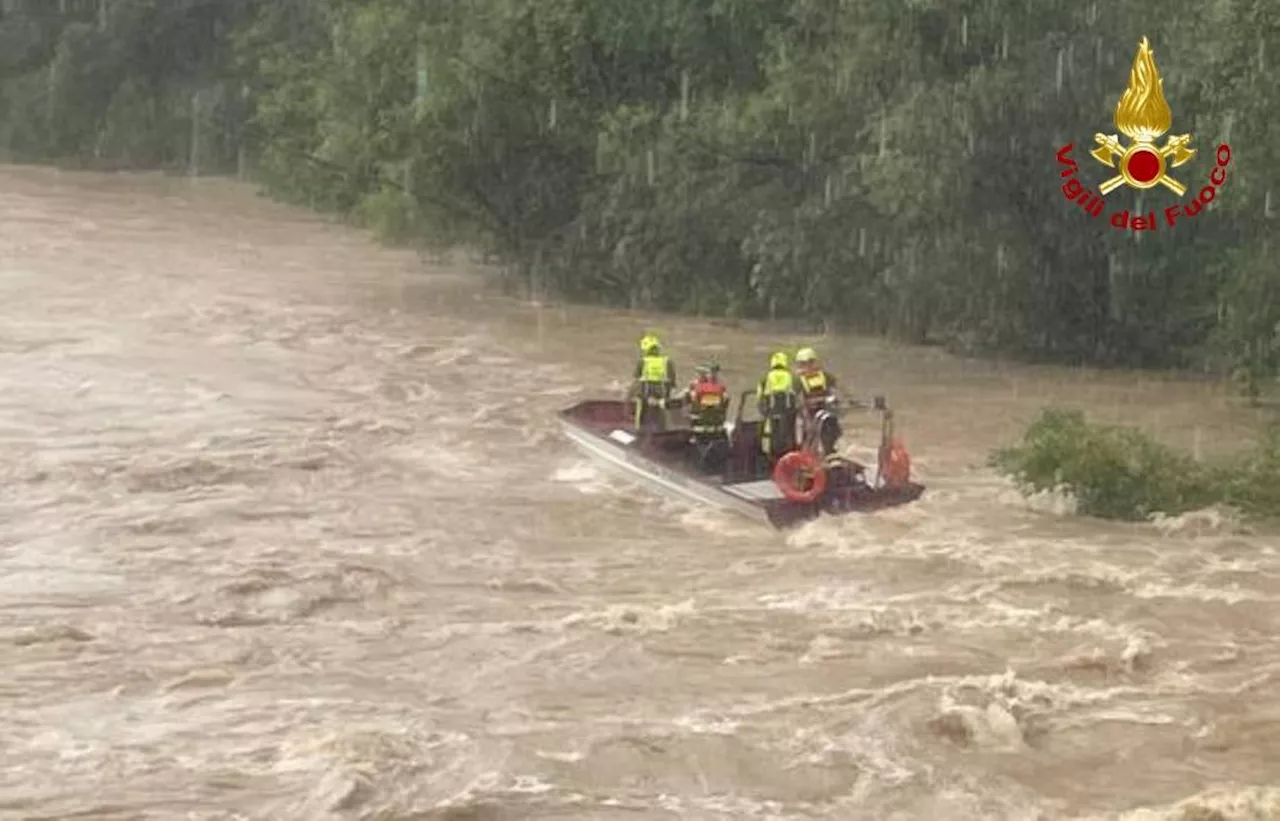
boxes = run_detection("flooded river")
[2,165,1278,821]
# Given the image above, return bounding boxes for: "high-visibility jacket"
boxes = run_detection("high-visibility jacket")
[757,367,798,415]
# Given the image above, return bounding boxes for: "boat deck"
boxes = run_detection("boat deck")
[558,398,926,528]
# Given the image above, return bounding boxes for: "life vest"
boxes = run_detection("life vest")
[689,379,727,433]
[691,378,726,404]
[639,355,669,384]
[799,370,828,397]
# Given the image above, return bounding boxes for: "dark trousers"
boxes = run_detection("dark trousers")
[761,412,797,461]
[689,430,729,473]
[634,392,668,432]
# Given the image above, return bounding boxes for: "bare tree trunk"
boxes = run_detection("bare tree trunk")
[188,91,201,176]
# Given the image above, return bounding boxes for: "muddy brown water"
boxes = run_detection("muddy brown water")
[1,165,1278,821]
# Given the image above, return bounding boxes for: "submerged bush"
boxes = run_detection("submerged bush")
[1219,425,1280,518]
[991,407,1279,522]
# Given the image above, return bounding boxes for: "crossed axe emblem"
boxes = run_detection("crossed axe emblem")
[1090,133,1196,196]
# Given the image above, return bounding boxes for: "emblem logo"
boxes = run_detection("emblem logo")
[1089,37,1195,196]
[1054,36,1232,233]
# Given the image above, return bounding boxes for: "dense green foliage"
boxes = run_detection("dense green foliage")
[1,0,1276,394]
[0,0,252,172]
[992,407,1280,521]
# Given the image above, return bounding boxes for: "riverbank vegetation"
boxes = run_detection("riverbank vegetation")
[992,408,1280,522]
[1,0,1276,397]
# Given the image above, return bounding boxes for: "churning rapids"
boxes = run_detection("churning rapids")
[2,166,1279,821]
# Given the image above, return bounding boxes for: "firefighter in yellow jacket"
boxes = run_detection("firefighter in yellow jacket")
[756,351,799,462]
[794,347,843,455]
[630,334,676,431]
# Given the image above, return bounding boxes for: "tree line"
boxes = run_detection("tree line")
[1,0,1276,397]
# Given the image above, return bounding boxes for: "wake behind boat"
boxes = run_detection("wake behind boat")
[558,391,925,529]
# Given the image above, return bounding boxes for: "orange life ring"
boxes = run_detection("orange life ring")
[772,450,828,503]
[880,438,911,488]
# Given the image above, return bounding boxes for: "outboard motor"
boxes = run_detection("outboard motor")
[811,405,841,457]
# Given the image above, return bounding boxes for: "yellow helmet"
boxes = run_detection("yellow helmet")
[769,351,789,369]
[639,334,661,354]
[796,347,818,364]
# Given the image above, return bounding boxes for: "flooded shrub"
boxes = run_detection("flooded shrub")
[990,407,1220,521]
[1218,425,1280,520]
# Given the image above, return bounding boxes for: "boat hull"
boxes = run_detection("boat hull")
[558,420,773,524]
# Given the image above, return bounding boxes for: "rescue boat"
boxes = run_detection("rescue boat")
[557,392,925,528]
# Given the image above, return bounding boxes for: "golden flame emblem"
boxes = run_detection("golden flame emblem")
[1090,37,1195,196]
